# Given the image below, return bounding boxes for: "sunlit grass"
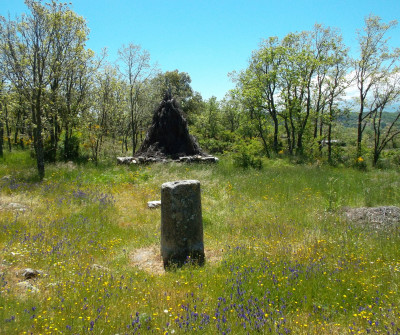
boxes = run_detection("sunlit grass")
[0,151,400,334]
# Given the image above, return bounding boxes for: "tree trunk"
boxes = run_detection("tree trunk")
[327,102,334,164]
[0,120,3,157]
[283,118,292,155]
[272,113,279,154]
[256,117,270,158]
[372,150,380,167]
[356,98,364,158]
[49,123,56,162]
[131,123,137,156]
[4,103,12,152]
[296,132,304,156]
[318,111,324,152]
[313,117,318,140]
[32,92,45,180]
[327,123,332,164]
[33,121,45,180]
[14,108,21,145]
[64,124,69,161]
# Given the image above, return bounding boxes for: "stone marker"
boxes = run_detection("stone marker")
[161,180,205,268]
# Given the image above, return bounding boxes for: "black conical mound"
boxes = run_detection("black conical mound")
[136,92,202,159]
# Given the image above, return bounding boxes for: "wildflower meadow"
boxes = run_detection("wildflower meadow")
[1,151,400,334]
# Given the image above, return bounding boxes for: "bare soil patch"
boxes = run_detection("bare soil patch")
[130,246,223,275]
[0,195,30,212]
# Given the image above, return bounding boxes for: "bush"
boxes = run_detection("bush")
[353,156,367,170]
[233,151,263,169]
[232,138,264,169]
[60,135,80,161]
[199,138,230,154]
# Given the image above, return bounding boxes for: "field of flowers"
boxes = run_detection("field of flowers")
[1,151,400,334]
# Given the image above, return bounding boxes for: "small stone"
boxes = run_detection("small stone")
[19,268,43,280]
[91,264,110,272]
[148,200,161,209]
[7,203,27,212]
[17,281,39,293]
[179,156,192,162]
[201,156,219,163]
[117,156,135,164]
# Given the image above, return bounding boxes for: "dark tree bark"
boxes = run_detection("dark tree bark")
[0,120,3,157]
[4,103,11,152]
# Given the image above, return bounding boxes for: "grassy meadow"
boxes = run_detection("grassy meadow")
[0,151,400,334]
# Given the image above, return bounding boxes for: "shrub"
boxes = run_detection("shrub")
[353,156,367,170]
[60,135,80,161]
[232,138,264,169]
[233,151,263,169]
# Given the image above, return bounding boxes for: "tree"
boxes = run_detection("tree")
[61,48,98,160]
[0,78,4,157]
[307,24,350,162]
[196,96,220,139]
[236,25,349,158]
[117,43,154,155]
[150,70,202,124]
[86,64,124,163]
[221,90,241,133]
[370,73,400,165]
[45,3,90,162]
[354,15,399,159]
[0,0,89,179]
[236,37,284,154]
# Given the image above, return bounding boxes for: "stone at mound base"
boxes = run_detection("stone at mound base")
[148,200,161,209]
[344,206,400,227]
[117,157,136,164]
[161,180,205,268]
[116,154,219,164]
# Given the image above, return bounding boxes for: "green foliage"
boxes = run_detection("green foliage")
[60,134,81,161]
[232,138,264,169]
[233,151,263,169]
[353,156,368,171]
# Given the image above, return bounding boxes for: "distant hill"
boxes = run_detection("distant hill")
[338,111,400,129]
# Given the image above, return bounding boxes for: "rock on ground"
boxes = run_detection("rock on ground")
[147,200,161,209]
[18,268,44,280]
[343,206,400,228]
[17,281,39,293]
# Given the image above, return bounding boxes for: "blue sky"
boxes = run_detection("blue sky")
[1,0,399,100]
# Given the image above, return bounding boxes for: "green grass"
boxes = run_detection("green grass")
[0,151,400,334]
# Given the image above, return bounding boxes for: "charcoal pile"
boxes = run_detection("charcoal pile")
[118,92,218,164]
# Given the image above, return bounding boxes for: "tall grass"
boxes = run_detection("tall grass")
[0,151,399,334]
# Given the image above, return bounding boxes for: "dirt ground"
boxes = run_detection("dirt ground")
[130,246,223,275]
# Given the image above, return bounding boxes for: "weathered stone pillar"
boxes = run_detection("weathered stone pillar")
[161,180,205,268]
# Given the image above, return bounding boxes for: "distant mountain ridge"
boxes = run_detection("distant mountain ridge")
[338,111,400,129]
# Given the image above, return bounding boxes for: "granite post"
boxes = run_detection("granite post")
[161,180,205,268]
